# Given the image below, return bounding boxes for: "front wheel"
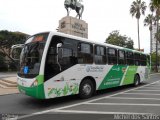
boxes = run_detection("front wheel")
[79,79,94,99]
[133,74,140,86]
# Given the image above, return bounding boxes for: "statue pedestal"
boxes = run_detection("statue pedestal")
[58,16,88,38]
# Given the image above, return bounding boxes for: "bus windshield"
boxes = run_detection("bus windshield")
[18,33,49,78]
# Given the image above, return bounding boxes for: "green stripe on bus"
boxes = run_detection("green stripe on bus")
[122,66,138,85]
[98,65,127,90]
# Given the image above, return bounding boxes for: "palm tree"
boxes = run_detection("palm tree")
[149,0,160,72]
[130,0,147,51]
[144,14,155,53]
[149,1,155,14]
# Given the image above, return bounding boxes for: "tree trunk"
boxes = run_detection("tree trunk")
[137,19,140,51]
[155,18,159,72]
[150,29,152,54]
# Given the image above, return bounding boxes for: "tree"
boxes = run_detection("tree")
[151,52,160,72]
[130,0,147,50]
[144,14,155,53]
[0,52,7,71]
[105,30,134,49]
[0,30,28,66]
[152,0,160,6]
[149,0,160,72]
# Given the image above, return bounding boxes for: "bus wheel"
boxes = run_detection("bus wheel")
[79,79,94,99]
[133,74,140,86]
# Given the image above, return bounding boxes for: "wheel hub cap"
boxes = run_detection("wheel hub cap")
[83,84,91,95]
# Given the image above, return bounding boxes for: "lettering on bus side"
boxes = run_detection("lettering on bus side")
[86,66,104,72]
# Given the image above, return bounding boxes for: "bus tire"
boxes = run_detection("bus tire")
[79,79,94,99]
[133,74,140,86]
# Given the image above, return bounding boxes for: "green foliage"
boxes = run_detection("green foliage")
[144,14,155,31]
[130,0,147,19]
[151,52,160,72]
[151,0,160,7]
[0,30,27,50]
[0,52,7,71]
[0,30,29,70]
[105,30,134,49]
[151,52,160,65]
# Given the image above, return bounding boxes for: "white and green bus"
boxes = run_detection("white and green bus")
[12,31,150,99]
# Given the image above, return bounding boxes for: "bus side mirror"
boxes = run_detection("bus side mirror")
[57,43,62,48]
[11,44,24,60]
[56,43,63,56]
[56,43,63,71]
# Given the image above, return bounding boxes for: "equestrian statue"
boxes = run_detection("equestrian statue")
[64,0,84,19]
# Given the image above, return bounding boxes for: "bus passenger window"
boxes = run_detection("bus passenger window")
[140,54,147,66]
[147,55,150,66]
[134,53,140,66]
[95,46,106,64]
[126,51,134,65]
[118,50,125,65]
[78,43,93,64]
[108,48,117,65]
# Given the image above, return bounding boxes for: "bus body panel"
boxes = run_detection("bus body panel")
[43,64,149,99]
[44,64,111,98]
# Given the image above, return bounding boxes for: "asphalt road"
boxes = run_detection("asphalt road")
[0,73,160,120]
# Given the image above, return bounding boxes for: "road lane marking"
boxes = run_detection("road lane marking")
[53,80,160,110]
[122,93,160,95]
[132,90,160,91]
[53,109,152,115]
[143,85,160,87]
[140,87,160,89]
[18,79,160,120]
[109,97,160,100]
[83,103,160,106]
[150,73,160,76]
[144,85,160,87]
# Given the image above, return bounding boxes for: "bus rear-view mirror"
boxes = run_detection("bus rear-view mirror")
[11,44,24,60]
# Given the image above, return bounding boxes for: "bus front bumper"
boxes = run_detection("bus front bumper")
[18,84,45,99]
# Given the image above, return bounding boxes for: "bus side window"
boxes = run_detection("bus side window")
[126,51,134,65]
[118,50,125,65]
[58,38,78,70]
[108,48,117,65]
[147,55,150,66]
[94,45,106,64]
[134,53,140,66]
[78,43,93,64]
[140,54,147,66]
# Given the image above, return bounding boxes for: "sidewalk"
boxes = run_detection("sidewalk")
[0,73,19,95]
[0,87,19,95]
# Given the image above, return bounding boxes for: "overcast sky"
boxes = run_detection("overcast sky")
[0,0,150,53]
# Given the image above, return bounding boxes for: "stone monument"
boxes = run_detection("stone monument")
[58,0,88,38]
[58,16,88,38]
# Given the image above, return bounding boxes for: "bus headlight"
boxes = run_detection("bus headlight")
[31,80,38,87]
